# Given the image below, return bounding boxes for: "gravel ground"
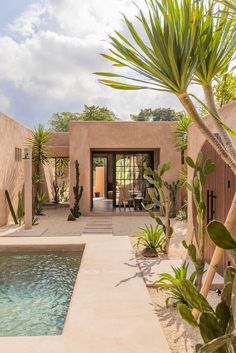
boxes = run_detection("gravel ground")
[128,219,220,353]
[148,288,220,353]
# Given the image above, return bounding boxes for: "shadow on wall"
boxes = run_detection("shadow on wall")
[0,159,23,226]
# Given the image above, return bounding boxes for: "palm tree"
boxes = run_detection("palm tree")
[174,113,192,152]
[27,124,52,195]
[221,0,236,12]
[96,0,236,172]
[95,0,236,298]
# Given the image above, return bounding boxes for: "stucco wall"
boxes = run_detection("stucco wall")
[0,113,31,226]
[187,101,236,241]
[69,121,182,215]
[49,132,69,158]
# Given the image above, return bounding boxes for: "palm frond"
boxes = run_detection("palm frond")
[95,0,203,94]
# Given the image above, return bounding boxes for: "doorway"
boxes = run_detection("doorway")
[92,151,154,212]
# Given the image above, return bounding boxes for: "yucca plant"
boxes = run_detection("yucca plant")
[95,0,236,296]
[134,224,166,257]
[220,0,236,12]
[27,124,52,198]
[174,113,192,152]
[96,0,236,173]
[193,5,236,162]
[156,261,197,307]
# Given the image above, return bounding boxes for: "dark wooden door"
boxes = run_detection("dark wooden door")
[194,141,236,275]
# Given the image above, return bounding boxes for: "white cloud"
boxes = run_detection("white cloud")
[0,91,11,112]
[0,0,192,124]
[8,2,50,38]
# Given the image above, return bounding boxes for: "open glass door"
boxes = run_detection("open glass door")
[114,152,153,207]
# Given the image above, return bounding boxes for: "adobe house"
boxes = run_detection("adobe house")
[54,121,182,215]
[188,101,236,275]
[0,115,182,225]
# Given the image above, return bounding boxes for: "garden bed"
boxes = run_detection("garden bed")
[148,288,220,353]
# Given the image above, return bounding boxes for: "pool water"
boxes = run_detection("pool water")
[0,251,83,336]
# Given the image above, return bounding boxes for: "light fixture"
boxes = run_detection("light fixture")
[22,153,30,160]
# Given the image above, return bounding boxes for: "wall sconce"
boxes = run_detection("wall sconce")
[23,153,30,160]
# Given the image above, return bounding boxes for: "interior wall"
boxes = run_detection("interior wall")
[0,113,31,226]
[93,166,105,198]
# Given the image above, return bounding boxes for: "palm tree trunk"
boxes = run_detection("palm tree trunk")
[178,93,236,174]
[178,92,236,300]
[193,191,236,318]
[203,84,236,163]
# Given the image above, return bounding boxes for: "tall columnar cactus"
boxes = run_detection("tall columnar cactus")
[17,191,24,226]
[178,220,236,353]
[143,163,173,254]
[71,160,83,218]
[5,190,18,224]
[184,152,215,290]
[164,180,181,218]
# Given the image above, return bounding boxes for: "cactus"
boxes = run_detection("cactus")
[185,152,215,290]
[17,191,24,226]
[5,190,18,224]
[178,220,236,353]
[164,180,181,218]
[143,163,173,253]
[71,160,83,218]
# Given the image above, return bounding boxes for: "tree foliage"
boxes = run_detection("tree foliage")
[174,113,192,151]
[213,73,236,108]
[131,108,177,121]
[49,105,117,131]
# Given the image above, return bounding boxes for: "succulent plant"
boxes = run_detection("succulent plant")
[164,180,181,218]
[35,191,46,215]
[185,152,215,290]
[17,191,24,226]
[178,220,236,353]
[156,261,197,307]
[5,190,18,224]
[71,160,83,218]
[134,224,166,257]
[143,163,173,254]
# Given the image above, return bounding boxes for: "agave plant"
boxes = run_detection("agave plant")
[156,261,197,307]
[134,224,166,257]
[35,191,46,216]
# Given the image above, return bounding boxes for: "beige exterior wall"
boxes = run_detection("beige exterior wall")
[69,121,181,215]
[187,101,236,241]
[0,113,31,226]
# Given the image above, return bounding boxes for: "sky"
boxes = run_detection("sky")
[0,0,196,127]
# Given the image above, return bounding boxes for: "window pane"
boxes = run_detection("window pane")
[116,154,124,167]
[143,153,151,166]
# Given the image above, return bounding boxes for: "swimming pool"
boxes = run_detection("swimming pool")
[0,250,83,336]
